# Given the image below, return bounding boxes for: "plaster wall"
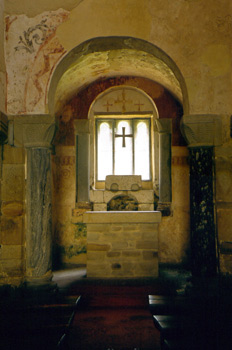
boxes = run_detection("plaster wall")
[1,0,232,279]
[0,0,6,112]
[51,79,189,268]
[51,145,190,268]
[4,0,83,17]
[3,0,232,115]
[159,147,190,264]
[0,145,25,285]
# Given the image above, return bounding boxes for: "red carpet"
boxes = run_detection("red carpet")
[63,286,162,350]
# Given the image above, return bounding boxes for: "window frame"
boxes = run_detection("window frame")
[95,113,153,188]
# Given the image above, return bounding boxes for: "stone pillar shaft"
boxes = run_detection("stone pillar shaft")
[181,114,222,277]
[189,147,217,276]
[76,134,90,202]
[26,148,53,283]
[74,120,90,204]
[11,115,56,287]
[159,132,172,203]
[156,119,172,215]
[0,112,8,177]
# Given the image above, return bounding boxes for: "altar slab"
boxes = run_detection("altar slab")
[83,211,161,278]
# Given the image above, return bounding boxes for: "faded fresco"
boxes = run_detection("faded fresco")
[5,9,69,114]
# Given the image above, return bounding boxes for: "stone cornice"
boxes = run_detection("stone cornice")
[181,114,222,147]
[11,115,57,148]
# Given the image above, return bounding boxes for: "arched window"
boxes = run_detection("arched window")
[75,86,172,213]
[96,116,151,181]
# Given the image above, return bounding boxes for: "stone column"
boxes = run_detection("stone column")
[0,113,8,176]
[74,120,90,203]
[182,114,222,277]
[14,116,57,288]
[156,119,172,215]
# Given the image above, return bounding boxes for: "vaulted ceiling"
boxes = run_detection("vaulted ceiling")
[48,38,187,115]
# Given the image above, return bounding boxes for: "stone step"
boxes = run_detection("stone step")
[82,294,149,308]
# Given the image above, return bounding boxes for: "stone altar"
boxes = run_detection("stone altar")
[83,211,161,278]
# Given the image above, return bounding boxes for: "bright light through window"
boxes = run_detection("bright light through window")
[97,121,113,181]
[96,117,151,181]
[115,120,133,175]
[134,120,150,180]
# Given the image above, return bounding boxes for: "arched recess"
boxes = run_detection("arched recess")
[47,36,189,116]
[49,37,189,268]
[50,37,188,214]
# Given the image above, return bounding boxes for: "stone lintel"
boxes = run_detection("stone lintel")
[83,211,161,224]
[12,115,56,148]
[181,114,222,148]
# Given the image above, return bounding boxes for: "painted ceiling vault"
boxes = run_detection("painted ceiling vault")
[53,48,183,114]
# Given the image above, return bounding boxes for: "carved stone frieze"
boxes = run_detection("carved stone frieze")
[181,114,222,147]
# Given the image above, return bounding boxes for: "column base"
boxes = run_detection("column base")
[23,275,58,302]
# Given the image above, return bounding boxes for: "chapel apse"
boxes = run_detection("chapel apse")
[52,77,189,269]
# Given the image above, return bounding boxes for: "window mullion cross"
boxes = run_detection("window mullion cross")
[115,126,133,147]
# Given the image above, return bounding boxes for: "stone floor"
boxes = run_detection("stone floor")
[52,264,192,294]
[0,265,232,349]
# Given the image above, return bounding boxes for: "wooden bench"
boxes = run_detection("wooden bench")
[162,338,202,350]
[149,295,193,315]
[149,295,205,350]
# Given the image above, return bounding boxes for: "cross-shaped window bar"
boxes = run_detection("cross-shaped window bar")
[115,126,133,147]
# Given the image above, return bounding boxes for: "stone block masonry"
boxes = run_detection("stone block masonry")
[83,211,161,278]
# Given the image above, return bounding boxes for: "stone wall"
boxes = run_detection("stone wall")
[0,1,5,112]
[0,0,231,282]
[0,145,25,285]
[90,189,155,212]
[84,211,161,278]
[52,146,87,268]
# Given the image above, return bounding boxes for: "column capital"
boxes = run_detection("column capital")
[11,115,57,148]
[181,114,222,148]
[0,112,8,144]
